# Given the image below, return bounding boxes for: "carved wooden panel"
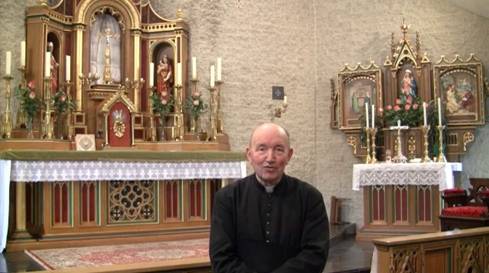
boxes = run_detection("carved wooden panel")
[108,180,157,224]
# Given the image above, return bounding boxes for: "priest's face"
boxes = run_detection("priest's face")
[246,123,293,186]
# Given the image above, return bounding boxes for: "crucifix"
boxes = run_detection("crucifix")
[389,119,409,163]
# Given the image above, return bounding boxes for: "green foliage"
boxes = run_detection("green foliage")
[15,81,42,122]
[53,90,76,114]
[151,90,174,116]
[383,95,424,127]
[185,95,208,119]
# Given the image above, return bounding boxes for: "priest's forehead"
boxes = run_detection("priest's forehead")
[249,123,290,147]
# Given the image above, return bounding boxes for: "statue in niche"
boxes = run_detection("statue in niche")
[400,69,417,103]
[156,54,173,101]
[90,13,121,84]
[47,42,59,92]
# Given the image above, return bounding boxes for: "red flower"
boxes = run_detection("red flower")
[386,105,392,111]
[395,98,402,105]
[412,103,419,110]
[404,104,411,111]
[27,80,35,90]
[393,105,401,111]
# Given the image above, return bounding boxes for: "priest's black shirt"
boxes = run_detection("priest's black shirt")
[210,174,329,273]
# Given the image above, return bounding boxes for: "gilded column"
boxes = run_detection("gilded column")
[74,24,84,112]
[132,30,141,112]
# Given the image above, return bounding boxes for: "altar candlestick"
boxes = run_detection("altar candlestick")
[65,55,71,81]
[210,65,215,88]
[20,41,26,67]
[149,62,154,87]
[371,104,375,127]
[365,102,370,129]
[423,102,427,127]
[5,51,11,75]
[45,52,51,78]
[216,57,222,81]
[437,97,442,126]
[191,57,197,80]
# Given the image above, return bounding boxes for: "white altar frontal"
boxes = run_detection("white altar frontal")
[353,162,462,240]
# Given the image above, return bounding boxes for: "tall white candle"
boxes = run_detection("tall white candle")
[283,95,287,104]
[20,41,26,67]
[45,52,51,78]
[437,97,442,126]
[176,62,182,86]
[210,65,215,88]
[371,104,375,127]
[149,62,154,87]
[397,119,401,127]
[423,102,427,127]
[65,55,71,81]
[5,51,11,75]
[216,57,222,81]
[191,57,197,80]
[365,102,370,129]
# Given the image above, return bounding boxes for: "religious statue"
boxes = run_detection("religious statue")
[156,55,173,101]
[47,42,59,92]
[90,14,121,84]
[445,84,460,114]
[400,69,417,102]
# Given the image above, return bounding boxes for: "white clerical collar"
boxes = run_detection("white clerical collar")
[255,175,280,193]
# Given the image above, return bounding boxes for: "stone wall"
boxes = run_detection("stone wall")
[1,0,489,228]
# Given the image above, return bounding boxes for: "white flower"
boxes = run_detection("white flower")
[193,100,199,106]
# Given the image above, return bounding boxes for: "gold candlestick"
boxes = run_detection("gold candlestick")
[65,81,74,140]
[365,129,372,164]
[2,74,14,138]
[209,86,218,141]
[370,128,377,164]
[215,80,224,133]
[174,84,184,140]
[43,77,54,139]
[421,125,432,162]
[148,87,157,142]
[437,125,446,162]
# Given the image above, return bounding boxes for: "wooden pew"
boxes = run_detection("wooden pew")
[372,227,489,273]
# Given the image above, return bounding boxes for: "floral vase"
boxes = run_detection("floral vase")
[159,114,166,141]
[26,117,34,139]
[190,116,200,135]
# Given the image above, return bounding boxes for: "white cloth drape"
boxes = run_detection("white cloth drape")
[352,162,462,191]
[0,160,11,252]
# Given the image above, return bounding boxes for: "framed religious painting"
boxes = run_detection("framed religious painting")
[337,63,383,130]
[434,55,485,126]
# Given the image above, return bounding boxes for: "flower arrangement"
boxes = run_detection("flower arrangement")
[15,80,42,127]
[53,90,76,114]
[150,89,174,119]
[185,91,208,119]
[383,95,424,127]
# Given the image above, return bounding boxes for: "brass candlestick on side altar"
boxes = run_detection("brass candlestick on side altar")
[43,77,54,139]
[437,125,446,162]
[209,86,218,141]
[215,80,224,133]
[370,128,378,164]
[421,125,432,162]
[365,128,372,164]
[1,74,14,138]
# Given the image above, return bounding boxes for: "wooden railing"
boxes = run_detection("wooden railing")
[372,226,489,273]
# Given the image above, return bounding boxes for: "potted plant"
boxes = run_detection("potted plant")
[185,90,208,134]
[52,89,76,139]
[150,89,174,141]
[15,80,42,138]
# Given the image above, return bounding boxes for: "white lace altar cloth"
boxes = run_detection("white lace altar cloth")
[352,162,462,191]
[10,160,247,182]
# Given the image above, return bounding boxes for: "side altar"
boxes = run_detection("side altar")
[331,22,486,239]
[0,0,238,252]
